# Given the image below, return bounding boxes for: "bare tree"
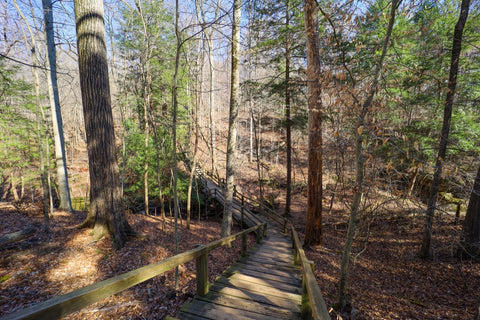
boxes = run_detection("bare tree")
[195,0,221,177]
[42,0,73,212]
[222,0,242,237]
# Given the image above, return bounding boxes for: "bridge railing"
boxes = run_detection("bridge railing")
[0,223,267,320]
[176,159,330,319]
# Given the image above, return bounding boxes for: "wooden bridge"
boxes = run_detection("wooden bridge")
[0,164,330,320]
[179,167,329,319]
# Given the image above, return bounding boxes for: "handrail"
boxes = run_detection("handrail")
[291,226,330,320]
[187,160,329,319]
[204,168,288,230]
[0,223,267,320]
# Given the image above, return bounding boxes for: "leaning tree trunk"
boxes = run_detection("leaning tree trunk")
[222,0,242,238]
[338,0,400,309]
[74,0,133,247]
[420,0,471,259]
[42,0,73,212]
[303,0,323,247]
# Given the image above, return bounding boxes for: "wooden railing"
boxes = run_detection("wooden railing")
[0,223,267,320]
[291,227,331,320]
[199,166,330,319]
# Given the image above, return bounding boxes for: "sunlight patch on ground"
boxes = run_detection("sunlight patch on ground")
[46,230,103,290]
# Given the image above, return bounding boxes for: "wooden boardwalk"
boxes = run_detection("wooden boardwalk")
[0,157,328,320]
[178,228,303,320]
[177,165,304,319]
[194,166,268,228]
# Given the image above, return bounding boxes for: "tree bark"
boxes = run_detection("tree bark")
[222,0,241,237]
[74,0,134,247]
[42,0,73,212]
[420,0,471,259]
[303,0,323,247]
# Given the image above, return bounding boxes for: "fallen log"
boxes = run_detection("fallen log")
[0,225,37,246]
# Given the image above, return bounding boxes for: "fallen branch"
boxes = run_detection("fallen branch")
[0,225,37,246]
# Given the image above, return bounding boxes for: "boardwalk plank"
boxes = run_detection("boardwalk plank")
[225,266,302,286]
[230,261,301,278]
[180,300,281,320]
[236,257,300,273]
[215,276,302,297]
[196,293,302,320]
[208,284,301,310]
[220,273,301,293]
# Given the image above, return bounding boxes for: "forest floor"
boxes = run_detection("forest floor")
[287,194,480,320]
[1,191,479,319]
[0,202,257,319]
[1,147,480,320]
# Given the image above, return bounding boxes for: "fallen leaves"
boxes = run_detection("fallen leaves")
[0,204,255,319]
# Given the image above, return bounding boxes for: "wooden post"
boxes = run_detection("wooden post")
[301,276,311,318]
[263,223,267,238]
[293,231,300,265]
[241,195,245,228]
[205,192,209,219]
[301,260,316,317]
[283,219,288,234]
[256,228,261,244]
[455,203,461,225]
[196,246,209,296]
[241,232,247,257]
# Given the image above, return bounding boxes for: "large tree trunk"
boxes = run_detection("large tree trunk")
[74,0,134,247]
[337,0,400,309]
[222,0,241,237]
[42,0,73,212]
[460,163,480,256]
[420,0,471,259]
[303,0,323,247]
